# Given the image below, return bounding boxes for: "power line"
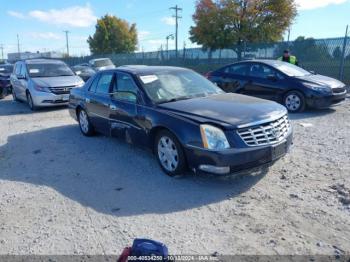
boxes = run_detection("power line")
[63,30,70,57]
[170,5,182,58]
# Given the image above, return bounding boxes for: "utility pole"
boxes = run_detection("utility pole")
[63,30,70,57]
[166,34,174,60]
[339,25,348,81]
[170,5,182,59]
[17,34,20,59]
[0,44,4,60]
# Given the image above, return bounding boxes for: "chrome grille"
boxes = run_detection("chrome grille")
[237,115,291,147]
[49,86,75,95]
[332,86,346,94]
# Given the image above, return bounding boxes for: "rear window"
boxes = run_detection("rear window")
[92,59,113,67]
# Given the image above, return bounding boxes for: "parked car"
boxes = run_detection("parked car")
[0,64,14,99]
[69,66,293,176]
[207,60,348,112]
[89,58,116,71]
[10,59,84,110]
[72,65,96,82]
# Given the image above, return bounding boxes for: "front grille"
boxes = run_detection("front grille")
[332,86,346,94]
[49,86,75,95]
[237,115,291,147]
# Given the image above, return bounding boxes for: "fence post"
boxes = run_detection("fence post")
[339,25,348,81]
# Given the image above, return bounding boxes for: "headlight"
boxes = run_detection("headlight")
[200,124,230,150]
[303,83,331,93]
[76,81,85,87]
[34,84,50,93]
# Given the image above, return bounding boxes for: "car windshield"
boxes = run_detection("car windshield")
[93,59,113,67]
[271,61,311,77]
[139,69,224,104]
[27,63,75,77]
[0,65,13,74]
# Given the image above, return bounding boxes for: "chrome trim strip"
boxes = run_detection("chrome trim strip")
[90,112,142,130]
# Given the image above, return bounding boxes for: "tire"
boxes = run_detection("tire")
[12,89,20,102]
[26,91,36,111]
[0,87,6,99]
[78,109,95,136]
[283,90,306,113]
[155,130,187,177]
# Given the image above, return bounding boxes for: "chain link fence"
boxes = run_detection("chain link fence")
[64,37,350,85]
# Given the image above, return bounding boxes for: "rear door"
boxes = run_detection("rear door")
[244,63,286,101]
[85,72,114,135]
[213,63,249,93]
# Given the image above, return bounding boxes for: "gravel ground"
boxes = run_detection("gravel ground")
[0,95,349,256]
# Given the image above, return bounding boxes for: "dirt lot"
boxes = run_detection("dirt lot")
[0,95,349,256]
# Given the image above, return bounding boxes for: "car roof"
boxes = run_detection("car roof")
[229,59,286,67]
[116,65,190,75]
[90,58,112,62]
[22,59,66,64]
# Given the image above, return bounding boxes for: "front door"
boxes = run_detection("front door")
[109,71,147,146]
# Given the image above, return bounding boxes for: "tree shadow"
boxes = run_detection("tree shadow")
[0,124,268,217]
[0,98,67,116]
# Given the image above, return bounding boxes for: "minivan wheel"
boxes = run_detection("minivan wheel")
[26,92,36,111]
[284,91,305,113]
[155,130,186,177]
[78,109,94,136]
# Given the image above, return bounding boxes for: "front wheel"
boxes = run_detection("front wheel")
[283,91,306,113]
[155,130,187,177]
[26,92,36,111]
[78,109,95,136]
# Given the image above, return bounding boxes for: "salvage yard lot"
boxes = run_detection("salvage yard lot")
[0,95,349,255]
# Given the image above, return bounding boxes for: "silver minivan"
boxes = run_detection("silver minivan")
[10,59,84,110]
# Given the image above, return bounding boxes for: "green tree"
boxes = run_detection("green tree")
[190,0,297,60]
[88,15,137,55]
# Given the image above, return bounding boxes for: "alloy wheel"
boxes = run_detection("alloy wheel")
[79,110,89,134]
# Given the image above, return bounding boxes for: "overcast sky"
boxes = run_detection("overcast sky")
[1,0,350,57]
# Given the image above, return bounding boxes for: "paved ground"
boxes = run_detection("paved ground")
[0,95,349,255]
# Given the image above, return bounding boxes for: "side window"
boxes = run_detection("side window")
[88,74,100,93]
[249,64,278,79]
[112,72,138,103]
[95,72,114,94]
[15,63,22,76]
[224,64,248,76]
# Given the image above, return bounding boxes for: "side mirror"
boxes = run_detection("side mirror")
[110,91,137,103]
[17,74,26,80]
[267,74,277,81]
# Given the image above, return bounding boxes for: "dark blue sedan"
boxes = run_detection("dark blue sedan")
[0,64,13,99]
[207,60,347,112]
[69,66,292,176]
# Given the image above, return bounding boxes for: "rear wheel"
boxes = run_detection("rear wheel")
[78,109,95,136]
[26,92,36,111]
[155,130,186,177]
[284,91,305,113]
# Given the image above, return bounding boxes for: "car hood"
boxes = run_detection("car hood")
[31,75,83,87]
[295,74,345,88]
[158,93,287,129]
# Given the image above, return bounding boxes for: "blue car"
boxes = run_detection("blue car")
[69,66,292,176]
[206,60,347,112]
